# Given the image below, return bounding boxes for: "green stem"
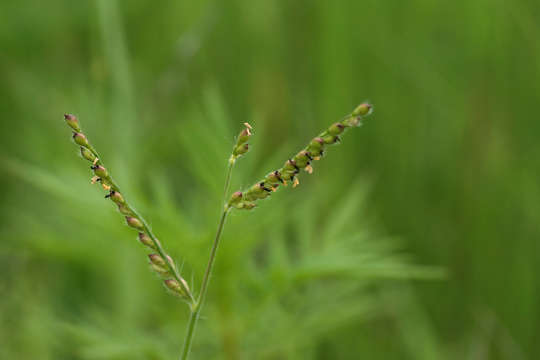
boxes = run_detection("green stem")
[181,161,235,359]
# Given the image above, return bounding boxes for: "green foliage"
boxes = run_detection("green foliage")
[1,0,538,359]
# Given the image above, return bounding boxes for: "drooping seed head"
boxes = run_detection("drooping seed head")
[126,216,144,230]
[80,147,96,162]
[73,132,89,147]
[138,232,156,249]
[64,114,81,132]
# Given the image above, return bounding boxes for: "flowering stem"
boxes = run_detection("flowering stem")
[181,160,234,359]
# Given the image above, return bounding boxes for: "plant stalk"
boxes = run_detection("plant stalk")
[181,161,234,359]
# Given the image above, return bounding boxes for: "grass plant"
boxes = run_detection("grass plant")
[63,103,374,359]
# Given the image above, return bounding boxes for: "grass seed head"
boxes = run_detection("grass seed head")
[229,103,373,210]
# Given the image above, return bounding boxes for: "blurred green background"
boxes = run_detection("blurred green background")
[1,0,539,359]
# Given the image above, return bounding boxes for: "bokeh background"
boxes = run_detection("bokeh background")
[1,1,539,359]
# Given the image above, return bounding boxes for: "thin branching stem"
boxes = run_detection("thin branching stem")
[181,160,235,359]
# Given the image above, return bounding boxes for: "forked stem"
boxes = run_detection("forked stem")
[181,161,234,359]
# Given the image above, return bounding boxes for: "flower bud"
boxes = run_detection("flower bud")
[241,202,257,210]
[265,171,283,185]
[237,127,252,145]
[344,116,362,127]
[233,143,249,157]
[80,147,96,162]
[308,137,325,156]
[149,253,166,267]
[310,137,325,150]
[283,159,298,172]
[322,134,339,144]
[138,232,157,249]
[126,216,144,230]
[352,103,372,116]
[280,171,295,181]
[117,203,131,215]
[150,263,169,276]
[108,190,125,205]
[293,151,311,168]
[164,279,185,296]
[229,191,243,206]
[92,165,108,178]
[246,182,271,200]
[73,132,89,147]
[64,114,81,132]
[328,123,345,135]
